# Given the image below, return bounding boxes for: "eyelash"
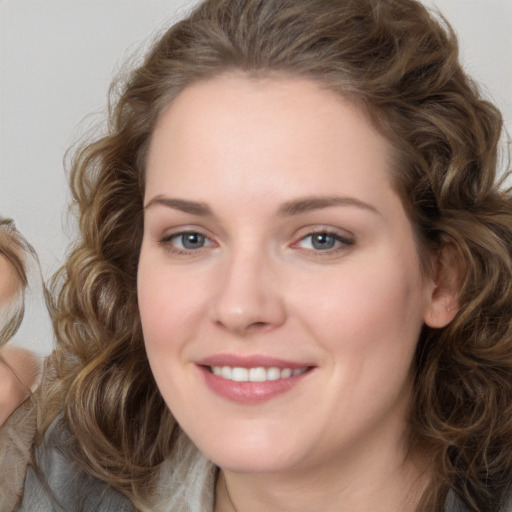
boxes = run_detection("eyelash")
[159,229,354,256]
[292,230,354,255]
[159,230,215,255]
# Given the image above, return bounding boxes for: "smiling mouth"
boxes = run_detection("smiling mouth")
[207,366,309,382]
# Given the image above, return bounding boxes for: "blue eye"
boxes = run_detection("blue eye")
[296,232,352,252]
[309,233,337,250]
[178,232,206,249]
[162,231,214,252]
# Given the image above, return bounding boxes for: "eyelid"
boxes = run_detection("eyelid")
[290,227,355,253]
[159,227,217,254]
[161,230,214,243]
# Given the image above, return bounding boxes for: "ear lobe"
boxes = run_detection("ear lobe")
[424,241,461,329]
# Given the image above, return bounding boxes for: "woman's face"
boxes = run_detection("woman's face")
[138,74,440,475]
[0,252,18,305]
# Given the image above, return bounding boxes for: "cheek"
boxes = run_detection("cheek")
[291,250,427,363]
[137,260,203,404]
[0,256,20,304]
[137,257,209,358]
[290,253,426,432]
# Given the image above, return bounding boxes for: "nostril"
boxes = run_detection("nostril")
[247,321,272,331]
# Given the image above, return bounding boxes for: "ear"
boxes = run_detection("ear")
[423,241,461,329]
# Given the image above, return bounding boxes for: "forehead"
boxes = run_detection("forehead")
[145,73,396,209]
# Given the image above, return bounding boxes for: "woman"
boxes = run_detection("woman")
[0,219,41,511]
[0,219,41,428]
[8,0,512,510]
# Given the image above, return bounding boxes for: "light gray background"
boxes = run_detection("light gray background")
[1,0,511,356]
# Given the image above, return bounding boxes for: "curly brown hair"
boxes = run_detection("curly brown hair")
[41,0,512,510]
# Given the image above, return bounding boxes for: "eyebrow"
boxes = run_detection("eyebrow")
[144,196,212,216]
[278,196,379,216]
[144,194,379,217]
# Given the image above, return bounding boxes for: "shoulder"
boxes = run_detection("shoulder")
[445,490,512,512]
[0,398,37,511]
[15,416,133,512]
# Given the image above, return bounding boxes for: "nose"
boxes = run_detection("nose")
[209,249,286,336]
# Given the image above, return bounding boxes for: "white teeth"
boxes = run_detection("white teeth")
[231,367,249,382]
[281,368,292,378]
[266,367,281,381]
[248,367,267,382]
[210,365,307,382]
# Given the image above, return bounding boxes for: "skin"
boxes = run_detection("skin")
[0,254,40,426]
[0,254,19,305]
[138,74,457,512]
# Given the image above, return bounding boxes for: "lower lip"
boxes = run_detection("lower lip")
[199,366,312,404]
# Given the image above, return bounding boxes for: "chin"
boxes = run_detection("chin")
[207,448,298,474]
[188,424,306,474]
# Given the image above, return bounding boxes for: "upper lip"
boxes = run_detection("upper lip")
[196,354,314,369]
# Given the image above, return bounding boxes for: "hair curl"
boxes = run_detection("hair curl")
[42,0,512,510]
